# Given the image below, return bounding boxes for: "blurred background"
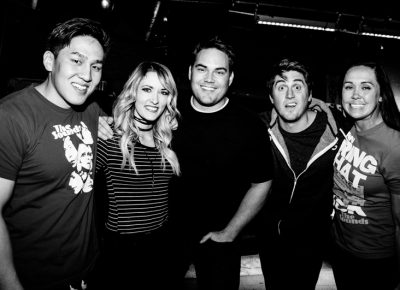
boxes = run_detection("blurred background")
[2,0,400,113]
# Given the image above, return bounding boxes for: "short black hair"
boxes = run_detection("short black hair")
[46,17,111,58]
[192,36,235,73]
[267,58,313,95]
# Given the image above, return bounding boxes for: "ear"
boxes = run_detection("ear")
[269,94,274,104]
[379,96,383,102]
[43,51,55,72]
[228,71,234,86]
[308,91,313,103]
[188,66,192,81]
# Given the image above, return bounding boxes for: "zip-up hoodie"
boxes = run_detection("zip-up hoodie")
[259,98,348,248]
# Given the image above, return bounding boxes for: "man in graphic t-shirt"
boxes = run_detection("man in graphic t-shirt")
[0,18,110,290]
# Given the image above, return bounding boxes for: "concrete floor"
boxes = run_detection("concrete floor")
[184,254,337,290]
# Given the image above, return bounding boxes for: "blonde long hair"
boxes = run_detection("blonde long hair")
[113,61,180,175]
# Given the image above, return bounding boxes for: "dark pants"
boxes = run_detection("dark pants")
[259,246,323,290]
[258,229,325,290]
[330,243,399,290]
[173,237,242,290]
[98,227,174,290]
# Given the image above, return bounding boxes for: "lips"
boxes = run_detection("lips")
[285,102,296,108]
[72,82,89,93]
[200,85,216,91]
[145,105,158,112]
[349,103,365,108]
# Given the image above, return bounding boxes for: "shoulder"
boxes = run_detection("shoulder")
[0,87,37,127]
[0,86,33,109]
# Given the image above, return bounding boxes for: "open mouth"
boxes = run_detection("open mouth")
[72,83,89,93]
[285,102,296,108]
[145,105,158,112]
[200,85,216,91]
[349,104,365,108]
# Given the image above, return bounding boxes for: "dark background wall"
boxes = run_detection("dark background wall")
[2,0,400,113]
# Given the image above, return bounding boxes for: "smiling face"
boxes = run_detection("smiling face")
[44,35,104,109]
[342,65,382,127]
[270,70,311,126]
[134,71,171,124]
[189,48,234,112]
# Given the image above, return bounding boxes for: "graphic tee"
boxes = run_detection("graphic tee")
[0,86,100,288]
[332,122,400,259]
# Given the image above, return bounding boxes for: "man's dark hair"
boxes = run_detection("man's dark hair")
[267,58,313,95]
[192,36,235,73]
[46,17,111,58]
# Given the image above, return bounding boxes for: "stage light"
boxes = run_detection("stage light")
[101,0,113,10]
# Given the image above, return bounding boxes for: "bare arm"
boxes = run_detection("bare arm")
[98,116,114,141]
[0,177,23,290]
[200,180,272,243]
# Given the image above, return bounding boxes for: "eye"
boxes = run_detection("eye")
[276,85,286,91]
[216,70,226,76]
[161,90,170,96]
[196,67,205,72]
[141,87,151,93]
[343,85,353,90]
[92,65,102,72]
[294,84,303,91]
[361,85,372,91]
[72,59,82,65]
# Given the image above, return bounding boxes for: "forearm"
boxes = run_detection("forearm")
[0,217,23,290]
[223,180,271,240]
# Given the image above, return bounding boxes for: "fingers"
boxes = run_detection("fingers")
[98,116,114,140]
[199,233,211,244]
[106,116,113,124]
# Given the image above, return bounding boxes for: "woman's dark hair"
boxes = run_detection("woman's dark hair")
[46,17,111,58]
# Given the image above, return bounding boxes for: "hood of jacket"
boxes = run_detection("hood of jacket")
[259,98,340,168]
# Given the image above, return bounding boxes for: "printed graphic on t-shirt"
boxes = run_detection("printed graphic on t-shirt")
[52,121,94,194]
[332,131,377,225]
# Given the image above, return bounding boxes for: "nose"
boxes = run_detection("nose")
[79,65,92,82]
[204,71,215,83]
[352,87,362,99]
[287,88,295,99]
[150,92,160,104]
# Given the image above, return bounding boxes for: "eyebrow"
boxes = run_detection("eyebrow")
[71,51,104,64]
[344,81,374,85]
[275,78,305,84]
[194,63,228,72]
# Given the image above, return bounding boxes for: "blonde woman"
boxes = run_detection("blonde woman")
[96,61,180,289]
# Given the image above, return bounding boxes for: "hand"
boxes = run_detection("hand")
[199,230,235,244]
[98,116,114,140]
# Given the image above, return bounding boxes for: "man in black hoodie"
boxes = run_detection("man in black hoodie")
[257,58,349,290]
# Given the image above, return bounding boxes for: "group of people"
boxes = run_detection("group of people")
[0,16,399,290]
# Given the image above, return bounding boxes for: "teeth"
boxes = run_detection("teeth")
[72,83,87,91]
[201,86,215,91]
[286,103,296,107]
[145,106,158,112]
[350,104,364,108]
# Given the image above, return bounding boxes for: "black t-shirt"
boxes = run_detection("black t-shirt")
[171,98,273,238]
[280,111,327,176]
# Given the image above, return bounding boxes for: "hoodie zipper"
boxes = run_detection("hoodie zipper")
[270,130,339,235]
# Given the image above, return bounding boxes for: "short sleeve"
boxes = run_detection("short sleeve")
[0,110,27,180]
[382,143,400,196]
